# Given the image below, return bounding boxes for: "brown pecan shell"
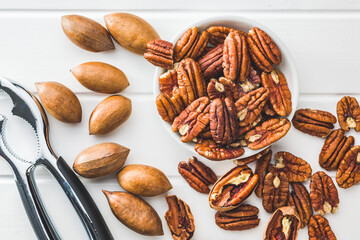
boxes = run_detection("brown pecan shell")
[262,171,289,213]
[198,44,223,80]
[207,26,232,45]
[336,145,360,188]
[336,96,360,132]
[254,148,272,198]
[194,139,244,161]
[159,69,178,97]
[288,182,313,228]
[308,215,337,240]
[144,39,174,69]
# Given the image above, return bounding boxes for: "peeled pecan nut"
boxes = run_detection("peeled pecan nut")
[336,96,360,131]
[254,148,272,197]
[310,171,339,215]
[210,98,238,145]
[319,129,354,171]
[234,146,271,166]
[172,97,210,142]
[292,109,337,138]
[159,68,178,97]
[209,165,258,211]
[195,139,245,161]
[238,114,262,136]
[237,66,261,97]
[247,27,282,72]
[245,118,291,150]
[198,44,223,80]
[263,101,277,117]
[144,39,174,69]
[215,204,260,231]
[174,27,209,62]
[262,172,289,213]
[235,87,269,127]
[207,26,232,45]
[336,145,360,188]
[165,195,195,240]
[156,91,184,123]
[178,156,217,194]
[207,77,241,101]
[264,206,300,240]
[270,151,312,182]
[199,125,212,139]
[308,215,337,240]
[223,30,250,82]
[177,58,206,106]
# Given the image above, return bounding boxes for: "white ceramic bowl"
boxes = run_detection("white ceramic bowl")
[153,15,299,159]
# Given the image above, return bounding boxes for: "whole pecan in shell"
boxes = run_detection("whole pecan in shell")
[215,204,260,231]
[254,148,272,197]
[336,145,360,188]
[319,129,354,171]
[144,39,174,69]
[288,182,313,228]
[165,195,195,240]
[209,165,258,211]
[262,171,289,213]
[336,96,360,132]
[194,139,244,161]
[310,171,339,215]
[206,26,233,45]
[308,215,337,240]
[156,92,184,123]
[178,156,217,194]
[207,77,241,101]
[245,118,291,150]
[292,108,337,138]
[159,69,178,97]
[198,44,223,80]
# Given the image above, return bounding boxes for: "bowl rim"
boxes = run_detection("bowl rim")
[153,15,299,159]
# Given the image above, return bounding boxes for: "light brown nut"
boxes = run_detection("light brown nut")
[165,195,195,240]
[103,191,163,236]
[178,156,217,194]
[215,204,260,231]
[308,215,337,240]
[310,171,339,215]
[159,68,178,97]
[254,148,272,197]
[195,139,245,161]
[245,118,291,150]
[104,13,159,54]
[336,96,360,131]
[73,142,129,178]
[156,91,184,123]
[292,108,337,138]
[336,145,360,188]
[262,172,289,213]
[198,44,223,80]
[89,95,131,135]
[319,129,354,171]
[207,77,242,102]
[223,31,250,82]
[234,146,271,166]
[206,26,233,45]
[238,114,262,136]
[237,66,262,97]
[247,27,282,72]
[36,82,82,123]
[209,165,258,211]
[263,101,277,117]
[144,39,174,69]
[61,15,115,52]
[288,182,313,228]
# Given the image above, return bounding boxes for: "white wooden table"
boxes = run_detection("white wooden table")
[0,0,360,239]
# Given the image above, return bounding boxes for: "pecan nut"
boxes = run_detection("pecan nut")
[336,145,360,188]
[144,39,174,69]
[262,172,289,213]
[198,44,223,80]
[310,171,339,215]
[261,69,292,116]
[247,27,282,72]
[223,30,250,82]
[237,66,261,97]
[207,77,241,101]
[254,148,272,197]
[215,204,260,231]
[238,114,262,136]
[206,26,232,45]
[156,92,184,122]
[172,97,210,142]
[245,118,291,150]
[292,108,337,138]
[263,101,277,117]
[308,215,337,240]
[319,129,354,171]
[165,195,195,240]
[234,146,271,166]
[194,139,244,161]
[209,165,258,211]
[288,182,313,228]
[178,156,217,194]
[159,68,178,96]
[336,96,360,131]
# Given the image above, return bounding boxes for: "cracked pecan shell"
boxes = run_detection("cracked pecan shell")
[165,195,195,240]
[245,118,291,150]
[156,92,184,122]
[215,204,260,231]
[207,77,241,101]
[159,69,178,97]
[195,139,244,161]
[308,215,337,240]
[234,146,271,166]
[209,165,258,211]
[319,129,354,171]
[336,96,360,132]
[172,97,210,142]
[144,39,174,69]
[310,171,339,215]
[262,171,289,213]
[206,26,233,45]
[178,156,217,194]
[254,148,272,198]
[288,182,313,228]
[292,109,337,138]
[198,44,223,80]
[336,145,360,188]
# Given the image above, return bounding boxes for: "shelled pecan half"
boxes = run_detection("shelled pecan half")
[310,171,339,215]
[288,182,313,228]
[234,146,271,166]
[238,114,262,136]
[264,207,300,240]
[159,68,178,97]
[209,165,258,211]
[178,156,217,194]
[215,204,260,231]
[336,96,360,132]
[292,109,337,138]
[254,148,272,197]
[165,195,195,240]
[308,215,337,240]
[144,39,174,69]
[262,171,289,213]
[336,145,360,188]
[206,26,233,45]
[319,129,354,171]
[198,44,223,80]
[263,101,277,117]
[207,77,241,101]
[156,91,184,122]
[195,139,245,161]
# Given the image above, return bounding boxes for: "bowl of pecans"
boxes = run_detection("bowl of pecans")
[146,15,299,160]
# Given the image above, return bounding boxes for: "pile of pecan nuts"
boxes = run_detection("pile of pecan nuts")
[145,25,292,161]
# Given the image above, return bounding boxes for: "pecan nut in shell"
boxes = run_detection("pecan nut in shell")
[198,44,223,80]
[336,145,360,188]
[262,171,289,213]
[144,39,174,69]
[308,215,337,240]
[194,139,244,161]
[254,148,272,197]
[336,96,360,132]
